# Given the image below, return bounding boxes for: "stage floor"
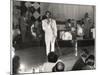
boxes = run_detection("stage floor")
[15,46,95,73]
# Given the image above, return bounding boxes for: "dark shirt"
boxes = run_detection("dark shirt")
[72,57,86,70]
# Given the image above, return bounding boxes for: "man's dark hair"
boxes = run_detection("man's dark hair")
[42,11,52,20]
[84,12,89,18]
[48,52,58,63]
[52,62,65,72]
[82,48,89,55]
[67,19,71,23]
[88,55,95,60]
[45,11,51,15]
[81,49,89,58]
[12,56,20,74]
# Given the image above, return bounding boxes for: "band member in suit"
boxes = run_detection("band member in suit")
[83,12,92,39]
[42,11,57,55]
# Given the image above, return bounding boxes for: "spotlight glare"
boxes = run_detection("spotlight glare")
[19,64,25,73]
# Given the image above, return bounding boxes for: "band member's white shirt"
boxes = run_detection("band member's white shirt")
[42,18,57,55]
[77,24,83,36]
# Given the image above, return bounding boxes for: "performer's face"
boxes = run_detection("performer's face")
[46,12,51,19]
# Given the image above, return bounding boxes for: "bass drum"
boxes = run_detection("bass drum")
[60,31,72,40]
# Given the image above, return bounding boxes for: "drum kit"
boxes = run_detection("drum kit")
[60,25,84,40]
[59,22,84,56]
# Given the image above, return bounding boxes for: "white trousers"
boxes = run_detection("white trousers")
[45,35,56,56]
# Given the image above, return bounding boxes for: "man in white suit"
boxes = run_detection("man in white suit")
[42,11,57,56]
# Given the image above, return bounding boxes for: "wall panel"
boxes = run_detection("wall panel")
[40,3,94,21]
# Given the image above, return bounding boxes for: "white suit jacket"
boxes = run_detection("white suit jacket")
[42,19,57,39]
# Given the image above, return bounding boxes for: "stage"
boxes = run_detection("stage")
[14,39,95,49]
[15,46,95,73]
